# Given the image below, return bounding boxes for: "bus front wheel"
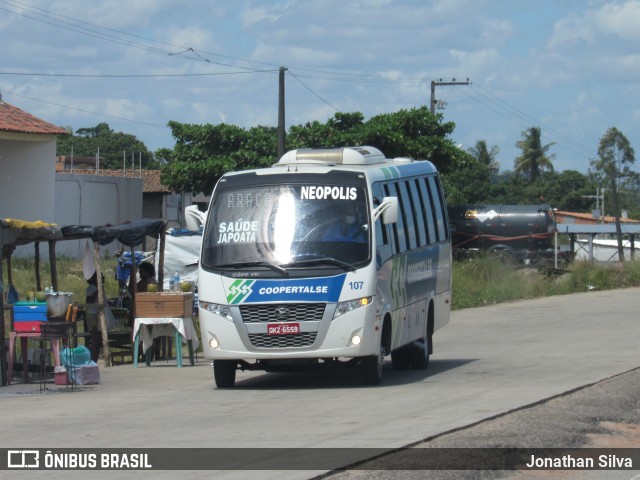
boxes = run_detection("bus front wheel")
[213,360,237,388]
[362,343,384,385]
[409,329,432,370]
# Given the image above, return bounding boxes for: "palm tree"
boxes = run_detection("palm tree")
[467,140,500,174]
[514,127,555,182]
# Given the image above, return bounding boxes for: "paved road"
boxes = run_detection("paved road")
[1,287,639,480]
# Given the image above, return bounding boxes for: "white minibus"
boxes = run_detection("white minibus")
[198,146,451,387]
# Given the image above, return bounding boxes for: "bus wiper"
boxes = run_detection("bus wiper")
[216,261,289,276]
[287,257,356,272]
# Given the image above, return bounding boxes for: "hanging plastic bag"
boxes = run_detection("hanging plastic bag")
[7,285,19,304]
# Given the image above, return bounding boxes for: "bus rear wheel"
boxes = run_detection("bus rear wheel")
[391,345,411,370]
[213,360,237,388]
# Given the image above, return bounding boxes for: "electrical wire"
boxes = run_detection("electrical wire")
[462,85,597,161]
[0,0,266,71]
[4,90,170,129]
[1,0,602,164]
[287,71,339,112]
[0,70,278,78]
[472,84,597,157]
[0,0,441,84]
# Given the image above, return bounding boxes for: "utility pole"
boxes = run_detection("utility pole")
[277,66,287,158]
[582,187,606,223]
[430,78,470,114]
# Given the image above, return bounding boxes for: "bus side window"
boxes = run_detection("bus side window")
[417,177,436,244]
[427,176,447,241]
[397,181,417,250]
[408,179,427,247]
[434,175,450,240]
[382,182,400,254]
[371,184,389,247]
[385,182,406,254]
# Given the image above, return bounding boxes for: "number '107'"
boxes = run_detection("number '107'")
[349,281,364,290]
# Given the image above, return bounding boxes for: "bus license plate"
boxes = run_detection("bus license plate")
[267,323,300,335]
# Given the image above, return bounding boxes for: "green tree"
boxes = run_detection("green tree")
[467,140,500,174]
[161,106,466,194]
[287,112,365,148]
[441,152,492,205]
[591,127,637,262]
[360,107,463,174]
[534,170,595,211]
[514,127,555,182]
[160,122,277,194]
[56,122,153,169]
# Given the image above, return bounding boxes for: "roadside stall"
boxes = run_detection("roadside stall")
[1,219,64,386]
[1,218,167,386]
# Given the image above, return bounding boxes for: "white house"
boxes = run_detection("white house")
[0,101,144,257]
[0,99,67,223]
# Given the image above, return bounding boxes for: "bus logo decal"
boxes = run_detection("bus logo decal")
[226,275,347,304]
[228,279,255,304]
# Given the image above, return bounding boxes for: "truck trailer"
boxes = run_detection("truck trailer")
[447,204,564,266]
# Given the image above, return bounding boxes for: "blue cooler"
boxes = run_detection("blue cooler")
[13,301,47,333]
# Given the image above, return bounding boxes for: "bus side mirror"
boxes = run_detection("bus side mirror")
[372,196,398,224]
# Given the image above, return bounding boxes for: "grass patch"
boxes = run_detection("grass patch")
[452,254,640,310]
[5,255,640,313]
[3,256,120,303]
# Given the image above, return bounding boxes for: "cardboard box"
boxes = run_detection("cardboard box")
[55,372,69,385]
[135,292,193,318]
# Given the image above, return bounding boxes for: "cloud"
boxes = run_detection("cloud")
[241,2,292,27]
[595,0,640,40]
[50,0,173,29]
[549,0,640,50]
[165,25,219,53]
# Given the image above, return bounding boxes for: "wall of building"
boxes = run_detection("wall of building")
[54,173,143,257]
[0,138,57,223]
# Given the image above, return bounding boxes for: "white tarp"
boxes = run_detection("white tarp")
[157,230,202,291]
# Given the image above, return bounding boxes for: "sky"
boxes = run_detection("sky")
[2,0,640,174]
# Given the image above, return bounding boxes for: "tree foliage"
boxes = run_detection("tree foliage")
[467,140,500,173]
[155,112,636,221]
[591,127,637,262]
[159,122,277,194]
[514,127,555,182]
[56,122,155,169]
[160,106,467,194]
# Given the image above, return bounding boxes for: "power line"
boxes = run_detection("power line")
[287,71,339,112]
[0,70,277,78]
[4,0,598,163]
[0,0,444,84]
[0,0,266,71]
[4,90,170,129]
[462,85,597,161]
[472,84,597,157]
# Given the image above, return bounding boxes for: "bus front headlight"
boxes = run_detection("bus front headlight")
[333,296,372,319]
[200,301,233,322]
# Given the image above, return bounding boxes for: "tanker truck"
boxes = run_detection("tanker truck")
[447,204,565,266]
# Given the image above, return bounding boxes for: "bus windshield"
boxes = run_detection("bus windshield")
[202,184,371,272]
